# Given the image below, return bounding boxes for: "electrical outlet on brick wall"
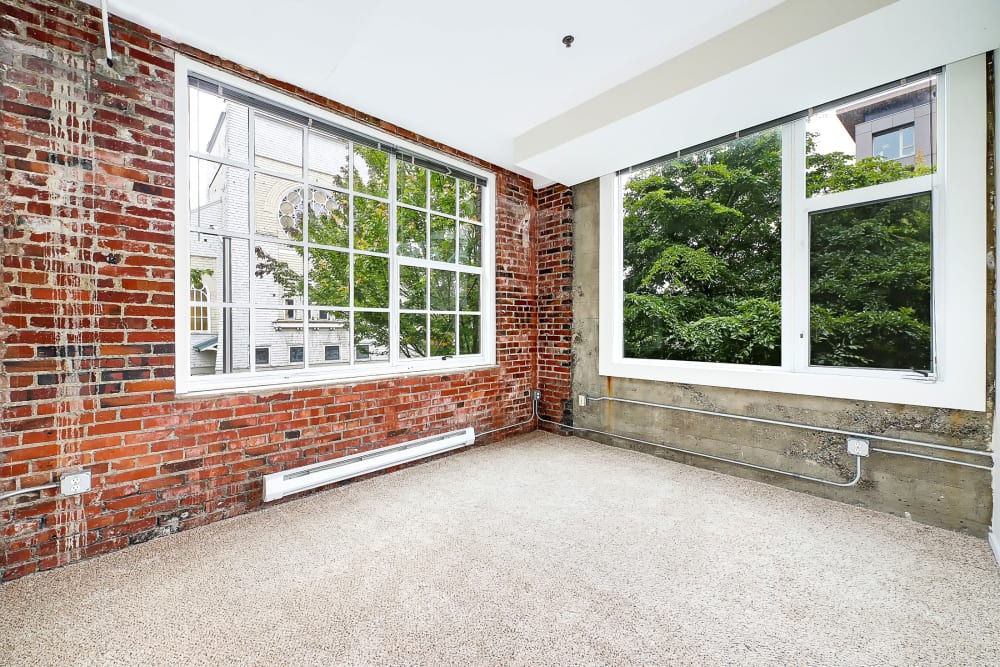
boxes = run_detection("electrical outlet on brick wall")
[60,471,92,496]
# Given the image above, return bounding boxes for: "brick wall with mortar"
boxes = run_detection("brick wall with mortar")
[534,184,573,430]
[0,0,574,581]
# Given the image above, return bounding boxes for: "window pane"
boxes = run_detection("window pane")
[810,193,932,371]
[308,133,349,189]
[306,188,349,248]
[255,114,302,177]
[621,128,782,364]
[353,254,389,308]
[430,314,456,357]
[430,215,456,263]
[190,87,248,162]
[188,233,250,305]
[254,241,304,310]
[397,162,427,207]
[354,196,389,252]
[191,307,250,376]
[458,179,481,221]
[353,145,388,198]
[430,270,456,311]
[255,175,304,242]
[430,171,456,215]
[459,315,480,355]
[459,273,479,312]
[190,159,249,234]
[806,77,936,197]
[307,249,349,307]
[459,222,481,267]
[310,313,349,367]
[397,207,426,258]
[190,286,210,332]
[354,311,389,363]
[399,265,427,310]
[399,313,427,359]
[255,310,304,371]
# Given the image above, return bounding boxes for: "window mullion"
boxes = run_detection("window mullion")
[783,120,808,372]
[248,111,257,374]
[348,143,356,367]
[804,174,933,213]
[389,153,399,366]
[301,128,312,371]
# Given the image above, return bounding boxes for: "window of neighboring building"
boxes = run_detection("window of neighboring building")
[289,346,304,363]
[176,57,495,394]
[324,345,340,361]
[255,347,270,366]
[872,124,916,160]
[601,56,986,410]
[190,283,210,333]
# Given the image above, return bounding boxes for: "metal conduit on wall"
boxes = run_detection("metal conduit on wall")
[572,394,993,472]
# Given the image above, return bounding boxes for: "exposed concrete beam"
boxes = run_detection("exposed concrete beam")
[514,0,895,167]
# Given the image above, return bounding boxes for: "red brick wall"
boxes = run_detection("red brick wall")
[1,0,571,581]
[535,185,574,429]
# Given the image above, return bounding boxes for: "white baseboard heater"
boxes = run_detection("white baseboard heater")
[262,427,475,502]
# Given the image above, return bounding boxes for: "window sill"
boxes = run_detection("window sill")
[598,357,984,412]
[176,360,498,398]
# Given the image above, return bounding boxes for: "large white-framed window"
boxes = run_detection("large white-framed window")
[175,56,496,395]
[600,54,987,411]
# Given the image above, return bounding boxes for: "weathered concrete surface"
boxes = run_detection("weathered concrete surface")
[571,178,994,537]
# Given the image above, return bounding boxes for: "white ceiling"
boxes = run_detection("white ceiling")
[94,0,999,186]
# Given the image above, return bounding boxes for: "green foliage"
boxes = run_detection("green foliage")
[190,268,214,290]
[624,127,933,370]
[252,152,483,360]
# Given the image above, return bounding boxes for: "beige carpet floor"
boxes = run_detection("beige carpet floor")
[2,431,999,666]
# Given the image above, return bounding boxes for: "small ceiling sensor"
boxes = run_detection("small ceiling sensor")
[562,35,574,48]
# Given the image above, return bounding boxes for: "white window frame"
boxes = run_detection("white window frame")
[600,54,986,411]
[175,56,496,396]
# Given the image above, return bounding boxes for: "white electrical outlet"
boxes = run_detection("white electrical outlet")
[60,471,92,496]
[846,437,870,457]
[578,394,587,407]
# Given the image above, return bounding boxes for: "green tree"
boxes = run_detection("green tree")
[623,129,933,370]
[254,145,483,360]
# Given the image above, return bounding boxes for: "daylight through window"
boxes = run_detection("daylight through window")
[180,68,493,391]
[619,75,938,374]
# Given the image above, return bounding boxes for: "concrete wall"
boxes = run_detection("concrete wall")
[992,49,1000,561]
[571,178,995,536]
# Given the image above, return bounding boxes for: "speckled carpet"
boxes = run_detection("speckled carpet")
[2,431,999,666]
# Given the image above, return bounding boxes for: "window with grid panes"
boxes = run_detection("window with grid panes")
[178,62,493,392]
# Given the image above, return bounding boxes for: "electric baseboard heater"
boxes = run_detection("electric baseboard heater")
[262,427,475,502]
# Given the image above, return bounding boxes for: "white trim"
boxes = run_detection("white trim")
[174,56,496,396]
[599,55,987,411]
[177,56,493,182]
[989,529,1000,569]
[803,174,933,213]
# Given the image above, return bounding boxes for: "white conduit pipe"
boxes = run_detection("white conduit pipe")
[585,395,993,466]
[0,482,59,502]
[476,397,538,439]
[536,409,862,487]
[100,0,113,66]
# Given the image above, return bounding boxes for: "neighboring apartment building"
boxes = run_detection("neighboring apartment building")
[835,77,937,166]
